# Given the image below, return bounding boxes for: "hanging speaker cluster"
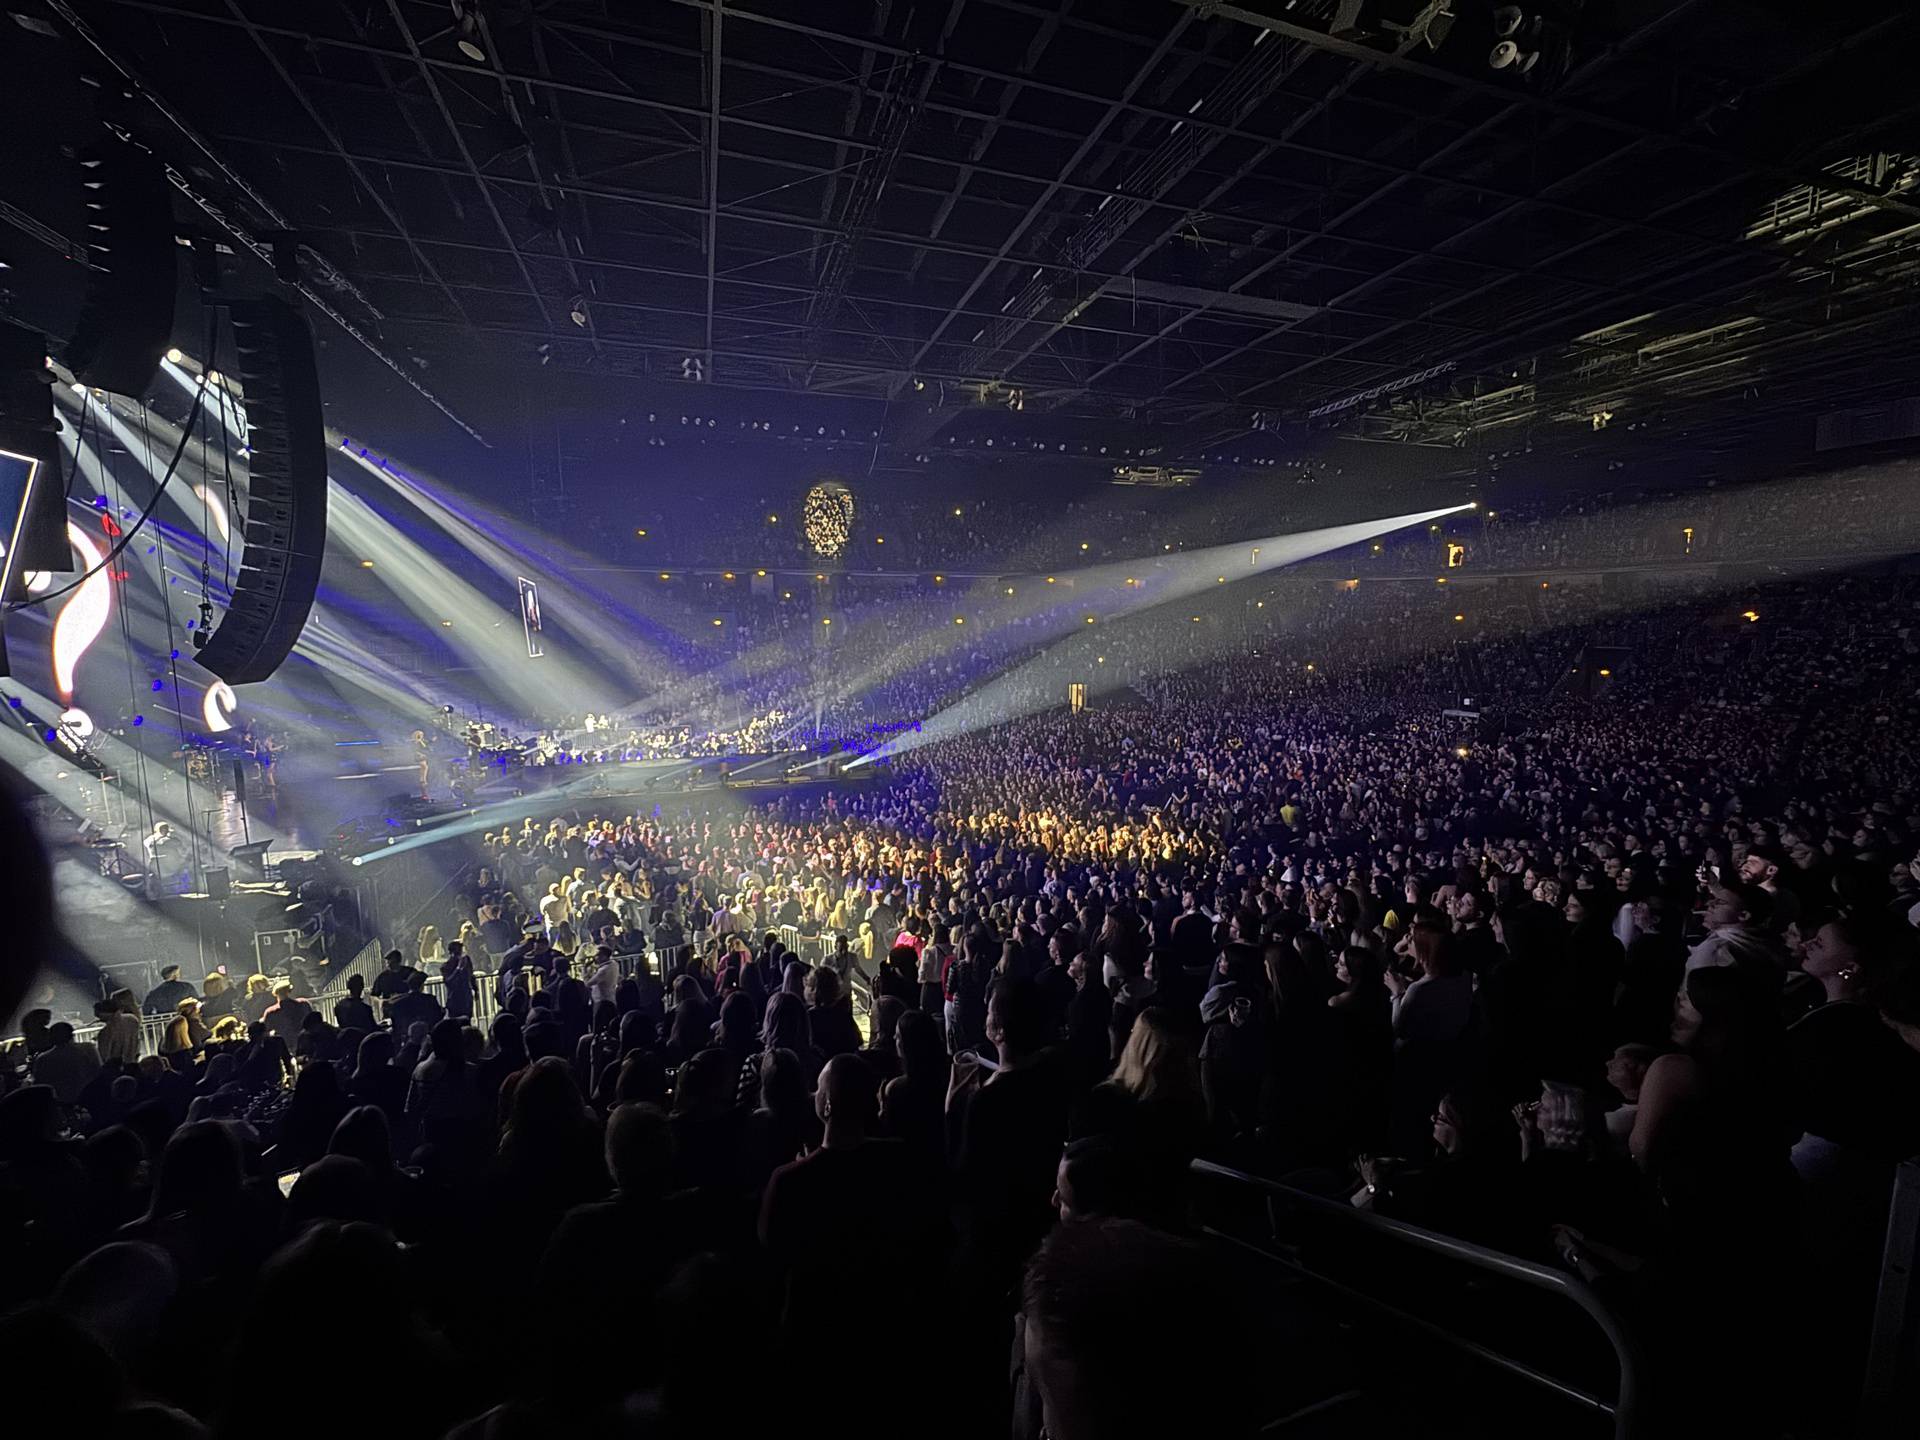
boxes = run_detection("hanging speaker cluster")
[192,296,327,685]
[64,134,178,397]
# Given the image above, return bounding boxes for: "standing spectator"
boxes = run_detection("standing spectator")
[92,1000,141,1067]
[441,942,477,1023]
[32,1023,102,1104]
[262,982,312,1043]
[140,965,194,1017]
[333,973,376,1033]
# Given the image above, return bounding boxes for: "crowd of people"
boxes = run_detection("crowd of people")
[5,541,1920,1436]
[596,460,1920,575]
[457,457,1920,773]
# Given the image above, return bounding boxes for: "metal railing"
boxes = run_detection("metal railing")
[1865,1158,1920,1438]
[1188,1157,1641,1439]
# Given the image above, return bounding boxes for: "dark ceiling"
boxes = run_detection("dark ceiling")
[7,0,1920,480]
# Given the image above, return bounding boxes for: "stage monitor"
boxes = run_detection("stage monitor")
[518,576,543,657]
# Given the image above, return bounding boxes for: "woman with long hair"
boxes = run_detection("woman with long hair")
[805,965,863,1059]
[1105,1007,1202,1106]
[1068,1006,1203,1224]
[326,1104,421,1235]
[713,990,760,1073]
[440,942,477,1024]
[416,925,446,969]
[742,991,823,1101]
[494,1056,608,1246]
[1326,945,1393,1152]
[880,1008,948,1161]
[1384,920,1474,1154]
[1628,963,1802,1427]
[199,970,238,1021]
[240,973,275,1026]
[664,975,715,1066]
[743,1048,824,1190]
[456,919,486,965]
[669,1047,746,1193]
[1633,964,1796,1193]
[346,1030,407,1121]
[269,1061,348,1172]
[948,931,991,1054]
[162,998,210,1056]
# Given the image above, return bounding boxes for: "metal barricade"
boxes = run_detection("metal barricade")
[1187,1158,1642,1439]
[1865,1158,1920,1437]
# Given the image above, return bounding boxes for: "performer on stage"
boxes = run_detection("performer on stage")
[142,821,189,898]
[412,728,432,798]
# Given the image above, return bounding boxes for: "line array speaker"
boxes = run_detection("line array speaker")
[64,135,178,397]
[193,296,327,684]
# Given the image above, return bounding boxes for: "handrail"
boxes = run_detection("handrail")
[1189,1157,1640,1439]
[389,860,478,950]
[1864,1158,1920,1436]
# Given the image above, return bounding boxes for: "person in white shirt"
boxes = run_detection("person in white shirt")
[1384,925,1473,1044]
[143,821,187,896]
[1601,1043,1657,1156]
[1685,883,1784,973]
[587,946,621,1008]
[539,883,570,932]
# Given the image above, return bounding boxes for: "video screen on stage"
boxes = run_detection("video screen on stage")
[517,575,543,657]
[0,447,45,602]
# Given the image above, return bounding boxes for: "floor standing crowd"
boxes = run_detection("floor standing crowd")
[4,573,1920,1437]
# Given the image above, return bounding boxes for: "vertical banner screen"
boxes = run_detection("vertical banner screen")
[0,447,45,602]
[517,576,543,658]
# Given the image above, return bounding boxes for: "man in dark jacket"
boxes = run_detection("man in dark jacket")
[388,970,444,1035]
[142,965,195,1016]
[333,972,377,1032]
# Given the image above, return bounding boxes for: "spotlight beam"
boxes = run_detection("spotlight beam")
[325,475,620,716]
[339,442,694,692]
[848,502,1474,765]
[348,757,705,866]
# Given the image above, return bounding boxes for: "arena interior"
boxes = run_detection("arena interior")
[2,3,1920,1436]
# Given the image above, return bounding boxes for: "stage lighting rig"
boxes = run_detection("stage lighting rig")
[451,0,486,62]
[1330,0,1457,51]
[803,481,855,559]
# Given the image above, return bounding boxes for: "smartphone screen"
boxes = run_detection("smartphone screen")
[277,1168,301,1198]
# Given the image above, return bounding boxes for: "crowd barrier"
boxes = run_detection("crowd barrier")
[1188,1157,1640,1438]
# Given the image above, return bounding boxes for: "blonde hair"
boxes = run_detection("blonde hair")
[245,973,271,997]
[203,972,228,997]
[1111,1007,1200,1107]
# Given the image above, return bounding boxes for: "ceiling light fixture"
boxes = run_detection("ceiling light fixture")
[452,1,486,62]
